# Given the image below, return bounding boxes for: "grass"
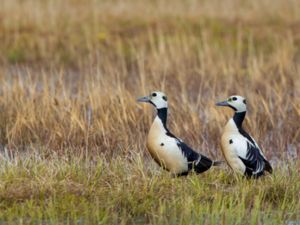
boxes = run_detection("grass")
[0,0,299,224]
[0,155,299,225]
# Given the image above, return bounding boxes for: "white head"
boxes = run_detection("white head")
[137,91,168,109]
[216,95,247,112]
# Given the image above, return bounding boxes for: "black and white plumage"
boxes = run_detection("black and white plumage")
[138,91,220,176]
[216,95,272,178]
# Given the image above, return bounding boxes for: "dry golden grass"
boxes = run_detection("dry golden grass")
[0,0,299,224]
[0,0,299,159]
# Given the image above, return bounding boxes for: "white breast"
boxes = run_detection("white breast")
[146,117,188,174]
[221,119,248,174]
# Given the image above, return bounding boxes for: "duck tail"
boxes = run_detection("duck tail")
[264,160,273,174]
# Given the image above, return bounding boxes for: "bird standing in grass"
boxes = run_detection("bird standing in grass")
[216,95,272,178]
[137,91,221,176]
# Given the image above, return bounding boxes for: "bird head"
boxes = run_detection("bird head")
[216,95,247,112]
[137,91,168,109]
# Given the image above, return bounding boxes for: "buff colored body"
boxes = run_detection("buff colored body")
[221,119,246,174]
[147,117,188,174]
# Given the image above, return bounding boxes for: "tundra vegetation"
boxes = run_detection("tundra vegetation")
[0,0,299,224]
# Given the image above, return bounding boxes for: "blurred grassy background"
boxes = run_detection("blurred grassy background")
[0,0,299,160]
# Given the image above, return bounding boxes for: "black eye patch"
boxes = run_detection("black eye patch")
[243,99,246,104]
[151,93,157,97]
[162,96,167,101]
[232,97,237,101]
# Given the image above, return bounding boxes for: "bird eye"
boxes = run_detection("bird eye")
[243,99,246,104]
[151,93,157,97]
[162,96,168,101]
[232,97,237,101]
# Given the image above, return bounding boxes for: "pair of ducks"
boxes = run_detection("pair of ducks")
[138,91,272,178]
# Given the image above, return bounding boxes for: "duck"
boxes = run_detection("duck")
[216,95,272,178]
[137,91,221,176]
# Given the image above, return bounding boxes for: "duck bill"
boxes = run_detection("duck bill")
[137,96,151,103]
[216,100,229,107]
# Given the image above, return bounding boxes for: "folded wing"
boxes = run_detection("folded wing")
[176,141,213,173]
[238,141,272,177]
